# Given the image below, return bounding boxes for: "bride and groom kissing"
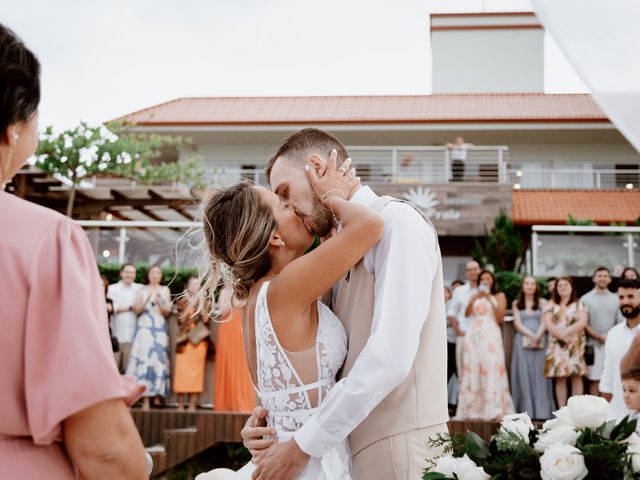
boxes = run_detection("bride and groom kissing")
[196,128,449,479]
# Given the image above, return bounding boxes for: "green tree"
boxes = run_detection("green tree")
[472,210,523,272]
[567,214,595,226]
[35,122,204,217]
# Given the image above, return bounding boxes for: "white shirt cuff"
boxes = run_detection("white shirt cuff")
[293,416,336,458]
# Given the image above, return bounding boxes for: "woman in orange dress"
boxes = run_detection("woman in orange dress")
[214,286,256,412]
[174,277,210,411]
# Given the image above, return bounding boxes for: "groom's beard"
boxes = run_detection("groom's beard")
[621,305,640,319]
[308,196,334,237]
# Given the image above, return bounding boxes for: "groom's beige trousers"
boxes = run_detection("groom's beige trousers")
[352,423,448,480]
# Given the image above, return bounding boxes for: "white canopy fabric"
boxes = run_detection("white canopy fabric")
[532,0,640,153]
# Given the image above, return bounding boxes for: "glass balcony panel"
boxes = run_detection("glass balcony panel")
[536,233,630,277]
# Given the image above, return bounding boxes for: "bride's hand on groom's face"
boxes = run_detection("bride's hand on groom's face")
[305,149,360,203]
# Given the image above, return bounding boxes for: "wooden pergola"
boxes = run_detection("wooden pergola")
[7,165,201,221]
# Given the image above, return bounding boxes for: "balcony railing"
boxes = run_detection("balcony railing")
[202,146,639,190]
[204,145,510,186]
[510,168,640,190]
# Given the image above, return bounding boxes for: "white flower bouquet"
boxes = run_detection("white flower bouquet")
[424,395,640,480]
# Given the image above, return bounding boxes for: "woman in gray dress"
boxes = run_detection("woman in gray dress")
[510,276,555,420]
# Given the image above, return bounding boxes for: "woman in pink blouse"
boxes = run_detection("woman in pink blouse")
[0,24,147,479]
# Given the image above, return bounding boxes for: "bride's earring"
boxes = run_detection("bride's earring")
[281,240,286,247]
[11,132,18,145]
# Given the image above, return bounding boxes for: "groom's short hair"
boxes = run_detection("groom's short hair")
[265,128,349,184]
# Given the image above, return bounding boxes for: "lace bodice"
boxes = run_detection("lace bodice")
[254,282,347,434]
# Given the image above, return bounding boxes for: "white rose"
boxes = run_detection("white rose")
[540,444,588,480]
[566,395,609,430]
[431,455,457,477]
[500,413,534,441]
[553,407,576,428]
[542,418,562,431]
[455,454,491,480]
[534,425,581,453]
[195,468,239,480]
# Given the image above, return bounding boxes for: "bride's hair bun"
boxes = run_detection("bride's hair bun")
[0,24,40,142]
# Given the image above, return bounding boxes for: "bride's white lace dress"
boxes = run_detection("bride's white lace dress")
[198,281,352,479]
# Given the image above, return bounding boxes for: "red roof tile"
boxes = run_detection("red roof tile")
[512,190,640,225]
[115,94,607,126]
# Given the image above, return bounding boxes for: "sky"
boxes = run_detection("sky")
[2,0,588,130]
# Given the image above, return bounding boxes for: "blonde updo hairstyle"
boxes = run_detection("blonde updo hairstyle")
[192,181,278,316]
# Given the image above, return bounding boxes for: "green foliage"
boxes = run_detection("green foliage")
[472,210,523,272]
[427,432,467,459]
[422,473,448,480]
[577,424,630,479]
[487,431,541,479]
[567,214,596,227]
[465,431,490,463]
[610,415,638,442]
[98,263,198,296]
[35,121,205,216]
[134,156,207,190]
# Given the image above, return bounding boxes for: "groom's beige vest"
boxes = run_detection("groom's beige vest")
[334,196,448,455]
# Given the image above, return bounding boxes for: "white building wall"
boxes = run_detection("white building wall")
[177,126,639,174]
[431,28,545,93]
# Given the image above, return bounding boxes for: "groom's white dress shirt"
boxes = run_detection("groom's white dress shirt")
[294,186,438,457]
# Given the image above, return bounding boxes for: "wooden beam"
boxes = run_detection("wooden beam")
[25,194,195,211]
[170,205,196,221]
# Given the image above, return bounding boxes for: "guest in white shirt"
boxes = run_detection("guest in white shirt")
[446,136,473,182]
[582,266,623,396]
[446,260,481,382]
[599,279,640,420]
[107,263,142,373]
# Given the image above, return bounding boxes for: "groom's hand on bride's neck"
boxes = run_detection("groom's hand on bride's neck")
[252,439,309,480]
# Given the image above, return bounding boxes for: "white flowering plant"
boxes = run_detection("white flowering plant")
[423,396,639,480]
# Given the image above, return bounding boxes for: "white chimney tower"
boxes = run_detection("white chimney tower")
[430,12,544,93]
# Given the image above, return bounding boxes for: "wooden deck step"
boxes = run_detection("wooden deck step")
[133,410,510,477]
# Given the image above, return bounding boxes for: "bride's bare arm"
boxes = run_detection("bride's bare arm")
[269,152,384,317]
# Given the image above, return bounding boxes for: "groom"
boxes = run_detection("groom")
[243,128,448,479]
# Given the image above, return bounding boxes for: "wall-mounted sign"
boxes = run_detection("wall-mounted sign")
[370,183,512,236]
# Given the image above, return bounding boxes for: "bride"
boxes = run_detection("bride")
[195,151,383,479]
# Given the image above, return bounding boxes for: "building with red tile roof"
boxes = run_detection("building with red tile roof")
[116,93,606,126]
[512,190,640,225]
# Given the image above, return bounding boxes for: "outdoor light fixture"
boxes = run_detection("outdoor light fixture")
[103,250,111,258]
[626,183,634,190]
[105,213,113,221]
[516,170,523,177]
[513,183,521,190]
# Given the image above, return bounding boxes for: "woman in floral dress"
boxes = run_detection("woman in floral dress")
[127,265,172,410]
[456,270,514,420]
[543,276,588,407]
